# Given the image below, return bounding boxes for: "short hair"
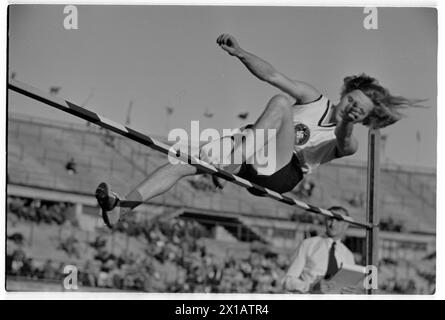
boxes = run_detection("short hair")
[327,206,349,217]
[341,73,426,129]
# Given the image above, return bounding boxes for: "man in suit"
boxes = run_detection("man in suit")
[283,206,359,294]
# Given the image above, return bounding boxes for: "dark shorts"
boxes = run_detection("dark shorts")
[237,153,304,196]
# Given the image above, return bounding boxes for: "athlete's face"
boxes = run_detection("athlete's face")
[336,90,375,124]
[325,213,349,239]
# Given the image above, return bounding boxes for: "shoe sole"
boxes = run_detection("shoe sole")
[95,182,113,229]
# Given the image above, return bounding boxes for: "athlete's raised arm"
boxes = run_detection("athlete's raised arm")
[217,33,321,104]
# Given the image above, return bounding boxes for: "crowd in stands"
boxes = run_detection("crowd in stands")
[380,217,407,233]
[6,203,289,293]
[87,217,287,293]
[58,234,81,259]
[7,235,65,281]
[7,196,78,226]
[166,245,288,293]
[380,277,418,294]
[6,195,435,294]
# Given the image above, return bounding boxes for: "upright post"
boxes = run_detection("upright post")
[365,128,381,294]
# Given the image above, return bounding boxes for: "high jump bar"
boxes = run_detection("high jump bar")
[8,79,372,229]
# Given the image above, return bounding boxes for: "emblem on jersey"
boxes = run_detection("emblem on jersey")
[294,123,311,145]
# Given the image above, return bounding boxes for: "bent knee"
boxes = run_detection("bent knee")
[265,94,292,114]
[269,94,291,105]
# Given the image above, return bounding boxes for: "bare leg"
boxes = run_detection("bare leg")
[120,163,198,215]
[96,162,201,227]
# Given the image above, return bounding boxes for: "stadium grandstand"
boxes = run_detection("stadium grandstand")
[6,112,436,294]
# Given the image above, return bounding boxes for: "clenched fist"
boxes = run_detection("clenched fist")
[216,34,243,56]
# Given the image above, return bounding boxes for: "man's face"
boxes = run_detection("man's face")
[325,215,349,239]
[336,89,375,124]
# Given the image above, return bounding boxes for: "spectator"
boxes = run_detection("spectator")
[90,235,107,251]
[59,235,80,259]
[81,261,98,287]
[282,206,358,294]
[7,196,78,226]
[41,259,58,280]
[7,232,25,245]
[10,247,27,276]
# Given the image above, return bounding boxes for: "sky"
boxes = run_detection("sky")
[7,5,437,168]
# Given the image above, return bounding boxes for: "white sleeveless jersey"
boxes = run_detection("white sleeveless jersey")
[292,95,338,174]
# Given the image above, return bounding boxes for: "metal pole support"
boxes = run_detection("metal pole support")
[365,129,380,294]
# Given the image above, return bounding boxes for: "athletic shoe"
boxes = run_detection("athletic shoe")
[95,182,121,229]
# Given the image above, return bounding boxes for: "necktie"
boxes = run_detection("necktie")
[325,241,339,279]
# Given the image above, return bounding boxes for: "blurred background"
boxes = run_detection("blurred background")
[6,5,436,294]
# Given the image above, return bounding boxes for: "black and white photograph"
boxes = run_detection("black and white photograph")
[5,3,438,297]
